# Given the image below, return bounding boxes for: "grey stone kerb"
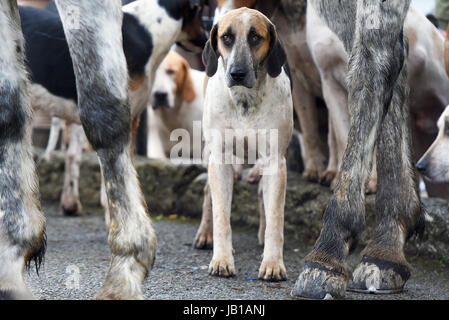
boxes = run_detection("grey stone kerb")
[35,150,449,265]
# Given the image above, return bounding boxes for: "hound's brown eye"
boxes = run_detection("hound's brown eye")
[221,34,233,47]
[248,32,263,46]
[166,69,175,75]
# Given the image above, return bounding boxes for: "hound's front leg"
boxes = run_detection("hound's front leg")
[56,0,156,299]
[208,162,235,277]
[258,157,287,281]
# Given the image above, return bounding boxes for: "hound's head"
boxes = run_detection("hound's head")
[175,0,209,53]
[213,0,257,23]
[151,51,196,109]
[202,7,286,89]
[417,106,449,182]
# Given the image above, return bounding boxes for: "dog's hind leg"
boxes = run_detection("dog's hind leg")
[320,115,339,187]
[56,0,156,299]
[60,124,85,216]
[193,181,213,249]
[41,117,63,161]
[0,1,46,300]
[350,53,424,294]
[257,180,266,246]
[294,0,412,299]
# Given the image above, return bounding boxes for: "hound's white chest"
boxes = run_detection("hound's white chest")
[203,63,293,159]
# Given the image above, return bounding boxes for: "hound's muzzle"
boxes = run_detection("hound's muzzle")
[152,91,169,109]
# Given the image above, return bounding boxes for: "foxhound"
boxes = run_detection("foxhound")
[201,8,293,281]
[148,51,204,160]
[417,106,449,182]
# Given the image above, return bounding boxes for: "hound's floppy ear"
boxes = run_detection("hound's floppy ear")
[266,23,287,78]
[181,60,196,103]
[202,23,219,77]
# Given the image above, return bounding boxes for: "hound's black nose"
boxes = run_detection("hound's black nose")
[230,67,247,83]
[152,91,169,109]
[416,159,428,173]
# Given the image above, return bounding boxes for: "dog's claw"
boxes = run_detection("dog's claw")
[259,259,287,282]
[193,228,213,250]
[319,170,336,186]
[208,256,235,278]
[303,168,322,183]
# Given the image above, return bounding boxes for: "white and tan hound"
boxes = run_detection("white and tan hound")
[147,51,204,160]
[201,8,293,281]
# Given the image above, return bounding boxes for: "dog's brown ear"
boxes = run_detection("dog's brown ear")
[202,23,219,77]
[181,60,196,103]
[266,23,287,78]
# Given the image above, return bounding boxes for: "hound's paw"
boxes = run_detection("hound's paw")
[303,168,322,183]
[365,177,378,194]
[61,200,83,216]
[348,256,410,294]
[293,261,347,300]
[208,255,235,278]
[38,153,53,163]
[319,170,336,187]
[193,228,213,250]
[258,258,287,282]
[246,167,261,184]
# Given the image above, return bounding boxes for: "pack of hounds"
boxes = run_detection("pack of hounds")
[1,0,449,300]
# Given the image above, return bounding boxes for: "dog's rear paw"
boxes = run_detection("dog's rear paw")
[209,256,235,278]
[258,259,287,282]
[303,168,322,182]
[366,177,378,194]
[319,170,336,186]
[245,166,261,184]
[193,229,213,250]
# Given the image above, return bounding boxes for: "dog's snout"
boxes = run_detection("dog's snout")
[230,67,247,83]
[152,91,169,109]
[154,91,168,100]
[416,159,428,174]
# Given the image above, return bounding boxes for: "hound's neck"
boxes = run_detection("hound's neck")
[227,71,270,115]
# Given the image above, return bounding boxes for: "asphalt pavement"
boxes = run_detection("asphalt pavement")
[25,204,449,300]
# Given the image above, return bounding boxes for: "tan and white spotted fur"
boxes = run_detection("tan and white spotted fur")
[201,8,293,281]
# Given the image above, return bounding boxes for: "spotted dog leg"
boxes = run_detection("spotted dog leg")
[193,182,214,249]
[60,124,86,216]
[55,0,156,300]
[349,51,424,294]
[294,0,413,299]
[0,1,46,300]
[41,117,64,161]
